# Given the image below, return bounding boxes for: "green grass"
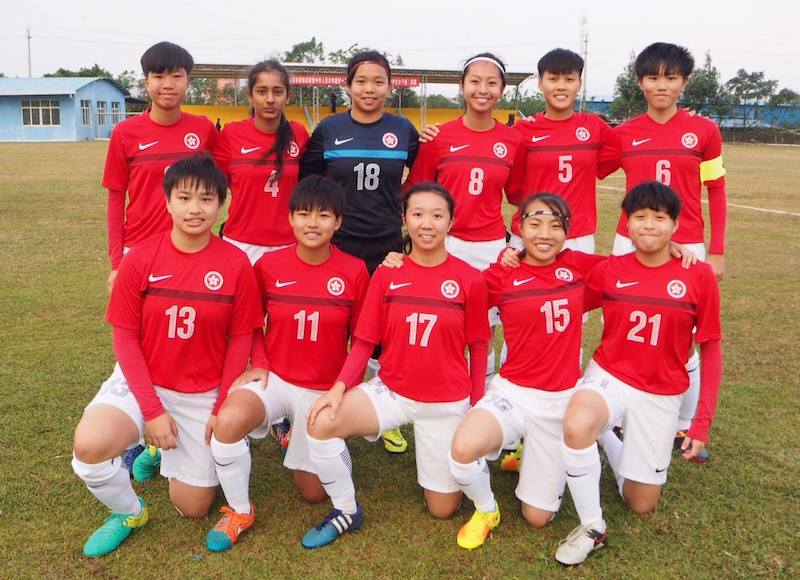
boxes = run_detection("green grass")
[1,142,799,578]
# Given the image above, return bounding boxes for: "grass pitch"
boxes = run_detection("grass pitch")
[0,142,798,578]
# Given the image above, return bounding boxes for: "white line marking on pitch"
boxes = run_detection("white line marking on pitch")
[596,185,800,217]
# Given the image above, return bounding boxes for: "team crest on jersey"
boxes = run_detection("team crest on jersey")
[441,279,460,299]
[382,132,398,148]
[575,126,591,142]
[184,132,200,150]
[555,267,574,282]
[204,271,224,291]
[287,141,300,157]
[667,279,687,299]
[327,276,345,296]
[493,142,508,158]
[681,132,698,149]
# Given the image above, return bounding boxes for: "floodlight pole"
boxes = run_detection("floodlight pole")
[26,26,32,77]
[579,15,588,111]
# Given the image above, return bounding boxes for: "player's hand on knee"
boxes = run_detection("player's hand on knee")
[680,435,706,460]
[670,242,698,268]
[707,254,725,281]
[107,269,119,295]
[500,247,521,269]
[381,252,404,269]
[418,123,440,143]
[204,415,216,445]
[308,382,346,426]
[145,412,179,450]
[231,367,268,391]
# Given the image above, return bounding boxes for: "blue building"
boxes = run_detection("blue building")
[0,77,128,141]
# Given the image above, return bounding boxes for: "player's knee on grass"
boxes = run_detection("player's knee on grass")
[563,393,607,448]
[73,407,139,463]
[424,490,462,519]
[622,480,662,514]
[292,470,327,504]
[169,481,216,519]
[521,504,555,529]
[215,394,263,443]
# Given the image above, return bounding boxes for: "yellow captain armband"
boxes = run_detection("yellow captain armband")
[700,155,726,182]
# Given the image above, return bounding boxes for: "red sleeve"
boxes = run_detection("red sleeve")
[348,263,371,336]
[112,325,163,421]
[596,127,622,179]
[107,189,126,268]
[213,331,253,415]
[353,272,387,345]
[204,121,218,150]
[706,177,727,254]
[687,338,722,442]
[102,124,129,192]
[582,259,607,313]
[505,136,528,206]
[464,273,491,344]
[106,249,146,330]
[482,263,505,308]
[250,328,268,369]
[212,126,232,178]
[336,337,375,388]
[565,250,607,275]
[403,139,439,191]
[227,260,264,336]
[468,340,489,405]
[294,121,311,157]
[694,266,722,344]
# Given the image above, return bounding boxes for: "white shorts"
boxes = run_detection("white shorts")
[238,373,323,474]
[506,233,594,255]
[611,234,707,261]
[445,235,505,326]
[575,361,682,486]
[223,235,292,266]
[357,376,469,493]
[87,367,219,488]
[474,375,574,512]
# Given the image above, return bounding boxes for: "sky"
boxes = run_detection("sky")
[1,0,797,99]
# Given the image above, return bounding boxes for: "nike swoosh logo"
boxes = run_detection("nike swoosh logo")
[512,277,535,287]
[449,144,470,152]
[148,274,173,283]
[566,471,586,478]
[531,135,551,143]
[632,138,652,146]
[334,138,354,145]
[615,280,639,288]
[275,280,297,288]
[240,146,261,154]
[389,282,412,290]
[138,141,159,150]
[655,467,668,473]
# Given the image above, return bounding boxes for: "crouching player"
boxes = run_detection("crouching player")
[555,181,722,566]
[205,175,369,551]
[71,154,263,557]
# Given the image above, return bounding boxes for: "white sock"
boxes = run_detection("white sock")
[448,453,496,513]
[562,442,605,532]
[211,436,251,514]
[72,454,141,515]
[598,430,625,498]
[307,435,357,514]
[678,351,701,431]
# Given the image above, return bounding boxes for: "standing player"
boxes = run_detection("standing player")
[597,42,727,455]
[104,41,216,294]
[404,52,525,377]
[300,50,419,453]
[213,60,310,265]
[298,184,490,549]
[71,154,263,557]
[203,175,369,552]
[555,181,722,566]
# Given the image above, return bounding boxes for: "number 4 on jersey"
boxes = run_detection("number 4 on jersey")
[264,170,279,197]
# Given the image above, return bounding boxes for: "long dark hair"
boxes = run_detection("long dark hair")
[248,60,294,181]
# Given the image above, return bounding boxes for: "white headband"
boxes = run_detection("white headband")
[463,56,506,79]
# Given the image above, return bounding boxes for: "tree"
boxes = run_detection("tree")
[609,52,646,122]
[44,64,140,96]
[681,52,732,122]
[498,88,545,117]
[426,94,459,109]
[724,69,778,127]
[767,88,800,127]
[283,37,325,63]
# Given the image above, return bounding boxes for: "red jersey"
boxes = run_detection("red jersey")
[107,233,263,394]
[213,119,310,246]
[103,110,217,249]
[599,109,726,247]
[404,118,525,242]
[355,254,490,402]
[485,250,605,390]
[508,112,613,238]
[254,245,369,390]
[585,254,721,395]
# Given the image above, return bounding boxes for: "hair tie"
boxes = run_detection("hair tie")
[463,56,506,80]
